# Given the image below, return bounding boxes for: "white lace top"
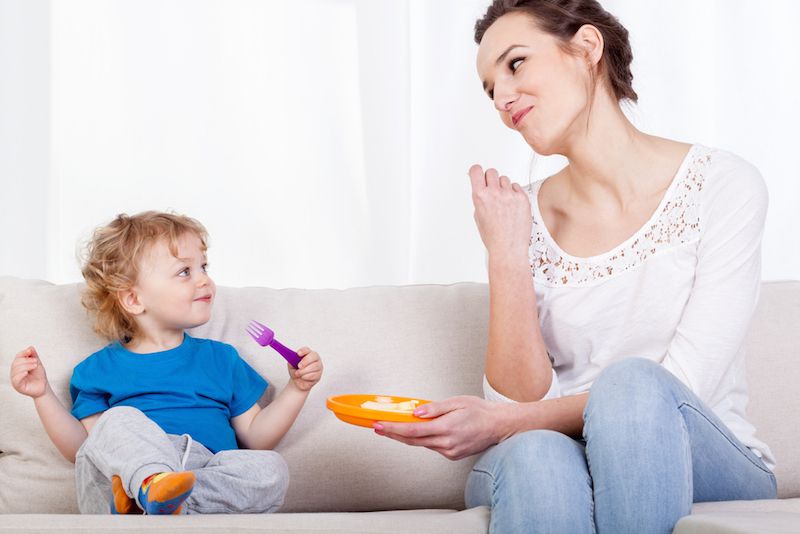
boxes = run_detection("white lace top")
[484,144,774,468]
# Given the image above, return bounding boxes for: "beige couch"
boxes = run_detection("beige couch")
[1,277,798,533]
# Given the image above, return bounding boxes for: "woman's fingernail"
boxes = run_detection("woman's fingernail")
[373,423,384,431]
[414,409,426,417]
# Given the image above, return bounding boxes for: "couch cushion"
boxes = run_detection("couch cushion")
[676,513,800,534]
[0,277,489,513]
[0,507,490,533]
[690,497,800,514]
[679,498,800,534]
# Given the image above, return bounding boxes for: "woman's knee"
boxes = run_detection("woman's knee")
[590,358,674,403]
[469,430,586,497]
[495,429,582,468]
[467,430,591,526]
[585,357,679,434]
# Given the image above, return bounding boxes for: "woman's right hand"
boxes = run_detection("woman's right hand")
[9,346,49,398]
[374,395,514,460]
[468,164,532,260]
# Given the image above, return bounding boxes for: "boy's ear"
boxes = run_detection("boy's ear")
[118,288,145,316]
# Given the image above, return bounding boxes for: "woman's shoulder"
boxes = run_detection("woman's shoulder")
[523,167,568,221]
[523,178,547,197]
[694,145,768,210]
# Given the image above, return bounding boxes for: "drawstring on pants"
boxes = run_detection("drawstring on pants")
[180,434,193,471]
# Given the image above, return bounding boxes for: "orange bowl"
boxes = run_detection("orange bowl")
[326,394,432,428]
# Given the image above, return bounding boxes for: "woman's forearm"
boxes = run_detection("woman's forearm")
[500,392,589,440]
[485,251,552,401]
[33,386,88,463]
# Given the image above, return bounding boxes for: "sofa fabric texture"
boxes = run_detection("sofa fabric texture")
[1,277,798,532]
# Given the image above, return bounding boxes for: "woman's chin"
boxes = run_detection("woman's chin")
[525,136,558,156]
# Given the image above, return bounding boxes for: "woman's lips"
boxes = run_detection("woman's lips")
[512,106,533,127]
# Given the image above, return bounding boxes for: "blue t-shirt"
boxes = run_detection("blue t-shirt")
[69,334,267,453]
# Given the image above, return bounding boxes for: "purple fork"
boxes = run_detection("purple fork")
[246,320,302,368]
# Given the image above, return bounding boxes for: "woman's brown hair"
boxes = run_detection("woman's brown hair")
[475,0,638,103]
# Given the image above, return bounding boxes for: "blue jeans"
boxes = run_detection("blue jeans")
[465,358,776,533]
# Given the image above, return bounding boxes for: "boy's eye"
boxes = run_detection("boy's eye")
[178,268,190,277]
[509,57,524,73]
[202,263,209,273]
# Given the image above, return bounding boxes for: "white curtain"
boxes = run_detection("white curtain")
[1,0,798,288]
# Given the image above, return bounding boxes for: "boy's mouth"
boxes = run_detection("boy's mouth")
[194,295,213,303]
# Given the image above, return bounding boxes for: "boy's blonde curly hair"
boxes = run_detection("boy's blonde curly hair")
[80,211,208,343]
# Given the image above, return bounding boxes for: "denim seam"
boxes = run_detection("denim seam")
[471,467,498,508]
[677,401,774,476]
[587,472,597,534]
[678,408,693,510]
[582,442,597,534]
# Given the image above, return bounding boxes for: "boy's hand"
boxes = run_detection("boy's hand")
[9,346,49,399]
[289,347,322,392]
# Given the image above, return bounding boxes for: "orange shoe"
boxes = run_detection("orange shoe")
[138,471,195,515]
[110,475,142,514]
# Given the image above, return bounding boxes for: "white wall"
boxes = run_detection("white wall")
[1,0,798,288]
[0,0,50,280]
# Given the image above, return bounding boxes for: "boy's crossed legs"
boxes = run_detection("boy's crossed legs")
[76,406,289,515]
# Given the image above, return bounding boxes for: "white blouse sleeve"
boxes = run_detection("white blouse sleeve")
[660,155,768,404]
[483,368,562,402]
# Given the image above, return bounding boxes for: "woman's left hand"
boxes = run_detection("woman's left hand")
[373,396,512,460]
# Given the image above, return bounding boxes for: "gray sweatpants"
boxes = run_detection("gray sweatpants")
[75,406,289,514]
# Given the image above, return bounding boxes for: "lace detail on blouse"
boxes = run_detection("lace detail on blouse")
[529,148,712,287]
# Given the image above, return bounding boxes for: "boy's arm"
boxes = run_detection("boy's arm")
[32,384,92,463]
[232,382,310,450]
[10,346,98,463]
[232,347,322,450]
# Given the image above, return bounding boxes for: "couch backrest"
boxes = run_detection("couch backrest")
[0,278,488,513]
[743,281,800,498]
[1,278,798,514]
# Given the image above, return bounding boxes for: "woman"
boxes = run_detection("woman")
[373,1,777,532]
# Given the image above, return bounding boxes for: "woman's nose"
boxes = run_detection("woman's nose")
[494,86,517,113]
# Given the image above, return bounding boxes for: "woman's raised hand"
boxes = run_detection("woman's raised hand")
[373,395,513,461]
[9,346,49,399]
[468,164,532,260]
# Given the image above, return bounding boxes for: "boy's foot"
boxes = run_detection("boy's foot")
[138,471,195,515]
[110,475,142,514]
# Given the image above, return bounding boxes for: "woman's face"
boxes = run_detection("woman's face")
[476,12,593,155]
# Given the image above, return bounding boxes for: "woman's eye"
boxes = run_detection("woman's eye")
[510,58,524,73]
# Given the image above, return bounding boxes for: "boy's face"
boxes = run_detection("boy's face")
[132,232,216,331]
